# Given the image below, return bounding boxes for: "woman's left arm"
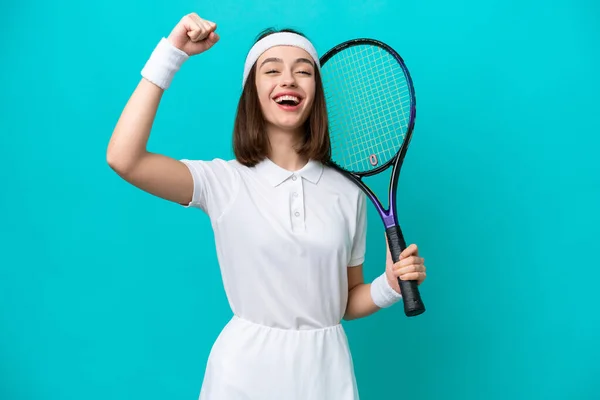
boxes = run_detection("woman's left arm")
[343,241,427,321]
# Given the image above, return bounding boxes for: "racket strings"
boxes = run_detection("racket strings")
[322,44,412,173]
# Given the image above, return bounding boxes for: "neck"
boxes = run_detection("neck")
[266,125,308,171]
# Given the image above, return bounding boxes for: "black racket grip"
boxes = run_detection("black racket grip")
[385,226,426,317]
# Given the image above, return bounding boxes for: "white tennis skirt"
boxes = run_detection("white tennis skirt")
[198,315,360,400]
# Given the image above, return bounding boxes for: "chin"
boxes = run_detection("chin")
[265,113,308,131]
[276,119,306,130]
[262,104,312,132]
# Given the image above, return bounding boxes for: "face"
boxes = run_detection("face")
[254,45,317,134]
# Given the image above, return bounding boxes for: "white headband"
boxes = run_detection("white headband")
[242,32,321,88]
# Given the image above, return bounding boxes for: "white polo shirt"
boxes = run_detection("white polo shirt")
[180,156,367,399]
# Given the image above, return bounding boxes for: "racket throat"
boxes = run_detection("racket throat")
[382,214,399,231]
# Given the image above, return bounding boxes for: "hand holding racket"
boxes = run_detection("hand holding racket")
[386,243,426,293]
[320,38,426,317]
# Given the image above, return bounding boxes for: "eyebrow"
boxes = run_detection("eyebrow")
[260,57,315,68]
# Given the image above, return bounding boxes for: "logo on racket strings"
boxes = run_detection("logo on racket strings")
[369,154,378,166]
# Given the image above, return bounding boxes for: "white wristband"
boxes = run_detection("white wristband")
[141,38,189,90]
[370,272,403,309]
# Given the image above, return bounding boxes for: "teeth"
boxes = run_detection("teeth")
[274,95,300,105]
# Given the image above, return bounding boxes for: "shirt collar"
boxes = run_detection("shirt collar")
[254,157,324,187]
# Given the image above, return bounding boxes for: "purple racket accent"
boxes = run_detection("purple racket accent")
[365,188,396,228]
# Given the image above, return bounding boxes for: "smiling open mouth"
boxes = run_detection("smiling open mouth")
[273,94,303,109]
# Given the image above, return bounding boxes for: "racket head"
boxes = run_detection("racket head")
[319,38,417,177]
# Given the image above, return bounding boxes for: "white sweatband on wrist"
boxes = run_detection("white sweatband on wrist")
[141,38,189,90]
[242,32,320,88]
[370,272,403,309]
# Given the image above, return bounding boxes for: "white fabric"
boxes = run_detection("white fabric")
[141,38,189,90]
[179,157,367,400]
[242,32,321,88]
[370,272,403,308]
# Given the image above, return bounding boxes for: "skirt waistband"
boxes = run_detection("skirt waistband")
[231,314,343,333]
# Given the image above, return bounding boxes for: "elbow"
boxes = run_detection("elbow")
[342,310,367,322]
[342,313,361,322]
[342,308,357,322]
[106,149,118,171]
[106,137,143,177]
[106,148,136,177]
[106,149,125,174]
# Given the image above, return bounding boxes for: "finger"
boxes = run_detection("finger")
[199,20,212,38]
[185,19,204,42]
[398,272,422,282]
[191,14,216,30]
[191,26,207,42]
[400,244,418,259]
[395,256,424,268]
[186,14,209,42]
[208,31,220,44]
[202,32,220,49]
[395,264,422,276]
[192,15,216,41]
[184,13,201,30]
[188,13,206,28]
[204,19,217,33]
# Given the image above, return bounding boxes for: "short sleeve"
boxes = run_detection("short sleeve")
[348,192,367,267]
[179,158,240,220]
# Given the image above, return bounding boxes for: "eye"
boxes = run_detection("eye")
[297,70,312,75]
[265,69,279,74]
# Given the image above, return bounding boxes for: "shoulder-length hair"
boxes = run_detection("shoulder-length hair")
[232,28,331,167]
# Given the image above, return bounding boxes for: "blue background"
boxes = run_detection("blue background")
[1,0,599,399]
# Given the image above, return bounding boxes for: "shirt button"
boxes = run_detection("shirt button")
[294,211,300,217]
[291,175,297,181]
[292,192,298,198]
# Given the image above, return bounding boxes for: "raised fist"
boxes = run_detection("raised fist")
[167,13,220,56]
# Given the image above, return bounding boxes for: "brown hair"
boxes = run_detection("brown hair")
[232,28,331,167]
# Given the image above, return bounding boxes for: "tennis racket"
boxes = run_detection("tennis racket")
[320,38,425,317]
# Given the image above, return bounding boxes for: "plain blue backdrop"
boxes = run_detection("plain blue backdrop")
[1,0,599,399]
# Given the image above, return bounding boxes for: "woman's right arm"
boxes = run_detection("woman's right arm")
[107,79,194,204]
[106,13,220,205]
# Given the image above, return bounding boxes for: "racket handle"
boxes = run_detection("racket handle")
[385,226,426,317]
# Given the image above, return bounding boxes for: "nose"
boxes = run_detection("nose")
[280,69,297,87]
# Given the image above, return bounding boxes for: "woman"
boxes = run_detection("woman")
[107,12,427,400]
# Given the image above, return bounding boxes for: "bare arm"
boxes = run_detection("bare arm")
[106,79,193,205]
[343,265,380,320]
[106,13,220,205]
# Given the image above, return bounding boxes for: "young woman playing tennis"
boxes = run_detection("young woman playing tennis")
[107,12,427,400]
